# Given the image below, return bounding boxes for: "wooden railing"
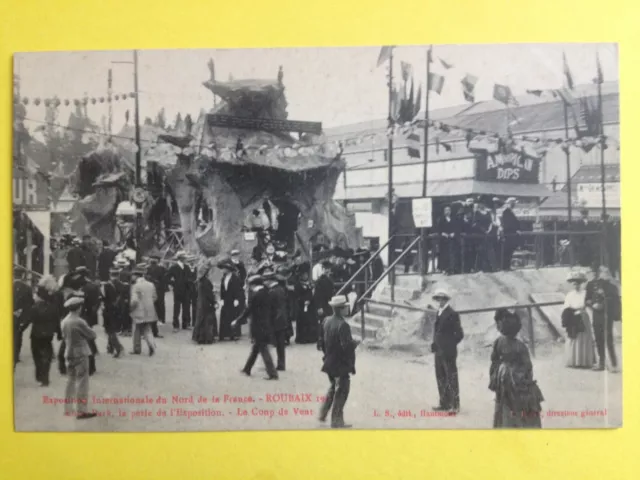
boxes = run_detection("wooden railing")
[359,298,565,357]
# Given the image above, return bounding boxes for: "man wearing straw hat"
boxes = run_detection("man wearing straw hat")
[318,294,359,428]
[129,264,157,356]
[232,275,278,380]
[431,288,464,414]
[60,291,97,420]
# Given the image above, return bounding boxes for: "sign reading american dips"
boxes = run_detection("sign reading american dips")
[474,151,540,183]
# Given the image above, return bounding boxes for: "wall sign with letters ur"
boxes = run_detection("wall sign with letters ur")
[13,172,49,210]
[474,151,540,184]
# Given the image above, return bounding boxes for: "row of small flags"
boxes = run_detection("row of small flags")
[378,46,605,108]
[13,93,136,107]
[116,137,341,161]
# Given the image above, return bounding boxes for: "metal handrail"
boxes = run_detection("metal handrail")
[363,298,563,315]
[13,263,43,279]
[360,297,565,357]
[357,235,421,304]
[335,234,397,296]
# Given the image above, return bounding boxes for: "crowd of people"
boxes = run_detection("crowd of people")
[399,197,619,277]
[13,218,621,428]
[13,228,378,425]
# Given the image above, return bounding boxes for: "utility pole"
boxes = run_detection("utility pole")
[420,46,432,274]
[108,68,113,137]
[113,52,142,261]
[387,49,394,273]
[133,50,142,262]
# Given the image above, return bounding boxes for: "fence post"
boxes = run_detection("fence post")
[527,306,535,358]
[461,235,465,274]
[360,301,366,340]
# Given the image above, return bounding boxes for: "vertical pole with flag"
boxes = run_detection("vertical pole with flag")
[595,52,608,268]
[107,68,113,137]
[421,46,432,274]
[562,52,574,230]
[560,52,574,264]
[377,46,395,275]
[596,53,606,218]
[387,48,395,275]
[133,49,143,263]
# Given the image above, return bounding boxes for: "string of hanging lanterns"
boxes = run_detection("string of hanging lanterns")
[14,92,136,107]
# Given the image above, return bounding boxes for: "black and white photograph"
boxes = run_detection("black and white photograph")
[12,43,621,431]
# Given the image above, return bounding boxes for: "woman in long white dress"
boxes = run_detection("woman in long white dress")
[562,271,596,368]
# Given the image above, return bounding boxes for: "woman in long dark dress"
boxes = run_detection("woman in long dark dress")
[294,265,317,344]
[192,260,217,345]
[219,260,245,341]
[489,309,544,428]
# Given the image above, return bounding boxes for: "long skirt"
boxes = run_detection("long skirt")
[493,399,542,428]
[219,305,242,340]
[565,312,596,368]
[192,313,217,345]
[295,308,318,344]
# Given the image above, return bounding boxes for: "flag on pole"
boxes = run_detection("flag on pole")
[553,88,575,105]
[461,74,478,103]
[563,52,574,89]
[401,61,413,82]
[377,46,394,67]
[407,132,421,158]
[439,58,453,69]
[428,72,445,94]
[595,52,604,84]
[413,84,422,118]
[493,83,514,105]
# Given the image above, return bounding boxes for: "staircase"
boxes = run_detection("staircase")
[347,273,424,341]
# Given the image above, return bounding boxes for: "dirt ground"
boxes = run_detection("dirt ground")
[13,294,622,432]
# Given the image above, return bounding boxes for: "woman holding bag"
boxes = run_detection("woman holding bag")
[561,270,596,369]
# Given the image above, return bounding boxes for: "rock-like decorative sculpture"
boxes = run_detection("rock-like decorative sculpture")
[160,63,360,259]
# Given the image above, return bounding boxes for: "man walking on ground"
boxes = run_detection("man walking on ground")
[232,275,278,380]
[318,295,359,429]
[129,265,157,356]
[61,292,97,420]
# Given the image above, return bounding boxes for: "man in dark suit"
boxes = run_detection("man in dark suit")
[66,238,86,272]
[76,266,101,376]
[81,235,98,279]
[431,289,464,414]
[230,249,247,286]
[313,260,335,348]
[318,295,359,428]
[437,205,459,275]
[103,268,124,357]
[168,251,192,332]
[13,270,34,367]
[585,265,620,372]
[146,254,167,338]
[232,275,278,380]
[500,197,521,271]
[266,271,289,371]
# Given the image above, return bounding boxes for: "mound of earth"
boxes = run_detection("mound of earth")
[374,268,577,354]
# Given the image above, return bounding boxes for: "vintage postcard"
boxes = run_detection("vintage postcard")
[12,44,621,431]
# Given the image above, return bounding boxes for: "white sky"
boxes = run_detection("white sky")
[15,43,617,134]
